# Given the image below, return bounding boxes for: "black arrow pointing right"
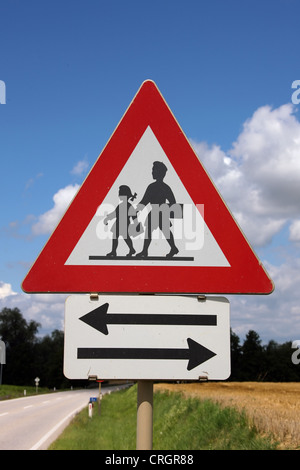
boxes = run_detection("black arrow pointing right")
[77,338,216,371]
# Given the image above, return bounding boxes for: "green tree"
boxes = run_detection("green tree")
[240,330,266,381]
[0,307,40,385]
[264,340,300,382]
[37,329,69,389]
[229,329,243,380]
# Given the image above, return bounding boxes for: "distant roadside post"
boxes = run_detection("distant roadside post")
[22,81,274,450]
[97,380,104,415]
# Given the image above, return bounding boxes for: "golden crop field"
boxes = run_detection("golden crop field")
[154,381,300,449]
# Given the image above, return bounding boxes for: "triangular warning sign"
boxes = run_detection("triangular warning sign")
[22,80,274,294]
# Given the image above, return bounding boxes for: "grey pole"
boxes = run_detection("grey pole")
[136,380,153,450]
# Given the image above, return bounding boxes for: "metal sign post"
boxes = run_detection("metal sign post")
[136,380,153,450]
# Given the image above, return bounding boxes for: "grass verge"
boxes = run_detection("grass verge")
[0,384,54,400]
[49,384,278,450]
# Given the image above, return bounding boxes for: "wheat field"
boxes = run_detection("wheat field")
[154,381,300,449]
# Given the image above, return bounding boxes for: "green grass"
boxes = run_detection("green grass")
[0,384,54,400]
[49,384,278,450]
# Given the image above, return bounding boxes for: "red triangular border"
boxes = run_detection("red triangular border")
[22,80,274,294]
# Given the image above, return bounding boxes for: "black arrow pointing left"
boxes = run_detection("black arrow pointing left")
[79,303,217,335]
[77,338,216,371]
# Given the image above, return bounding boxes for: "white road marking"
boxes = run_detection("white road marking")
[30,402,88,450]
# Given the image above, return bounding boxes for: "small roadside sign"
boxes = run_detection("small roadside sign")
[0,340,5,364]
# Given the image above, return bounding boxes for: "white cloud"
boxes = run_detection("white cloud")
[31,184,79,236]
[0,282,17,299]
[24,172,43,191]
[230,104,300,215]
[289,219,300,243]
[71,158,89,176]
[230,258,300,344]
[0,289,66,336]
[191,103,300,247]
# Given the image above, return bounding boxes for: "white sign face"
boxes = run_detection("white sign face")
[65,127,230,268]
[64,295,230,381]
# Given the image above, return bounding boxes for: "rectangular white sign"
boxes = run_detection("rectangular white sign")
[64,295,230,381]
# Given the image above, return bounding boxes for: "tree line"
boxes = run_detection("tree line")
[0,307,300,388]
[230,329,300,381]
[0,307,70,388]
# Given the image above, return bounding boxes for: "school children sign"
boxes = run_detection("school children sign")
[22,80,274,295]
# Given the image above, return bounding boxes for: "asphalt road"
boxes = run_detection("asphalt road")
[0,385,120,450]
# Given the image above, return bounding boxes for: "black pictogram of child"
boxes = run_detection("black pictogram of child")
[104,185,139,258]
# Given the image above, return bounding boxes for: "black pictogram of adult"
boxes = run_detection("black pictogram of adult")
[135,161,179,258]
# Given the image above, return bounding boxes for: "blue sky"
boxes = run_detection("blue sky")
[1,0,300,345]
